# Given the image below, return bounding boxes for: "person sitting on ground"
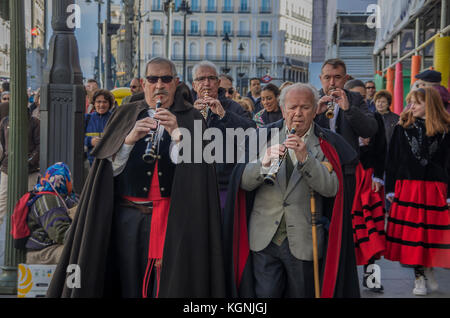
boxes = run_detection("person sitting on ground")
[253,83,283,127]
[84,89,114,166]
[25,162,79,265]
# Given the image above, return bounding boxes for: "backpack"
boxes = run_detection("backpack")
[10,191,35,250]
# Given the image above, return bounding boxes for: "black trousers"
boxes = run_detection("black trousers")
[112,204,157,298]
[252,240,322,298]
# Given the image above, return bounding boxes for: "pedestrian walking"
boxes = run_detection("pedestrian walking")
[384,87,450,296]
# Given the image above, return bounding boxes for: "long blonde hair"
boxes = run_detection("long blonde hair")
[400,88,450,136]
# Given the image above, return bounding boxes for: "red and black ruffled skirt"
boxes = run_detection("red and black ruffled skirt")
[351,163,386,265]
[385,179,450,268]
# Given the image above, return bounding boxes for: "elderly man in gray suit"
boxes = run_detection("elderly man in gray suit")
[238,83,358,298]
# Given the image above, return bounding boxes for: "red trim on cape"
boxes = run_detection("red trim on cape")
[233,189,250,288]
[319,138,344,298]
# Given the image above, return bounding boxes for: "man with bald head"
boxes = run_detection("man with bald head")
[224,83,360,298]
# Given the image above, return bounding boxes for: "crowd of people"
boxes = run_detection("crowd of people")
[0,55,449,299]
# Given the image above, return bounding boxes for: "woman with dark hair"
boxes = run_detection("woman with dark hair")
[253,83,283,127]
[385,88,450,296]
[85,89,114,165]
[373,90,399,146]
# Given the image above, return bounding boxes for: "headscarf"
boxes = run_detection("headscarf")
[34,162,75,199]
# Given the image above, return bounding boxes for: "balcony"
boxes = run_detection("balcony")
[151,29,164,35]
[222,6,234,13]
[205,6,217,13]
[220,31,234,37]
[258,31,271,37]
[204,30,217,36]
[236,30,251,37]
[259,6,271,13]
[172,29,184,36]
[292,12,312,23]
[189,31,201,36]
[238,6,250,13]
[171,55,251,63]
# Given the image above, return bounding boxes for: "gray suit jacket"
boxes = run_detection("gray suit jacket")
[241,123,339,261]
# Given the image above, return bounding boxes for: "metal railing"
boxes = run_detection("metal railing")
[222,6,234,13]
[260,6,271,13]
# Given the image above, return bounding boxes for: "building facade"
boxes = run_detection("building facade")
[0,0,46,89]
[130,0,312,92]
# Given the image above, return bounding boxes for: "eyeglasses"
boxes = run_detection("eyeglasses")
[194,76,218,82]
[366,86,376,89]
[146,76,174,84]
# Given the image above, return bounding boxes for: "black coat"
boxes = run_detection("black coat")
[47,84,226,297]
[222,120,360,298]
[316,89,378,155]
[192,87,256,191]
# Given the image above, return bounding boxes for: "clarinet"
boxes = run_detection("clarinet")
[142,100,161,164]
[264,128,296,185]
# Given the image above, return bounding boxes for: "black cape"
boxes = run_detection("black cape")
[222,120,361,298]
[47,84,226,297]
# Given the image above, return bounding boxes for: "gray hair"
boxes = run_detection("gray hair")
[145,57,178,77]
[192,60,219,80]
[279,83,319,110]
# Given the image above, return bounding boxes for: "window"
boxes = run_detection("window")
[206,20,215,35]
[260,43,268,58]
[189,42,198,58]
[174,20,182,34]
[240,0,248,12]
[260,21,269,35]
[261,0,270,11]
[174,0,181,10]
[173,42,181,58]
[207,0,216,11]
[223,0,232,11]
[152,20,161,34]
[191,0,200,11]
[206,42,214,59]
[152,42,161,56]
[152,0,162,10]
[223,21,231,35]
[190,20,199,34]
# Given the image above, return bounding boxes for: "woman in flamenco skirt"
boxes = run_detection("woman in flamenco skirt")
[385,88,450,296]
[351,112,387,293]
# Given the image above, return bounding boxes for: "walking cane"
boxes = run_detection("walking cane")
[310,189,321,298]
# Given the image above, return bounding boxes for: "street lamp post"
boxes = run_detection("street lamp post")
[0,0,28,295]
[163,0,174,59]
[180,0,191,83]
[136,0,150,79]
[256,53,264,78]
[86,0,104,87]
[222,32,231,74]
[237,43,245,94]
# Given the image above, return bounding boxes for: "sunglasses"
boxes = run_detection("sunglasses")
[194,76,218,82]
[366,86,376,89]
[227,88,234,95]
[146,76,174,84]
[130,85,139,89]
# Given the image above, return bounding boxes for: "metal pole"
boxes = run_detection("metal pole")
[137,0,141,78]
[98,1,103,86]
[104,0,112,89]
[415,18,420,54]
[183,8,187,82]
[441,0,447,37]
[397,33,401,60]
[0,0,28,294]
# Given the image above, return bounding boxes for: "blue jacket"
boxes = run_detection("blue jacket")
[85,111,112,165]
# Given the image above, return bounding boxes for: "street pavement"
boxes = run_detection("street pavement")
[358,257,450,298]
[1,218,449,298]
